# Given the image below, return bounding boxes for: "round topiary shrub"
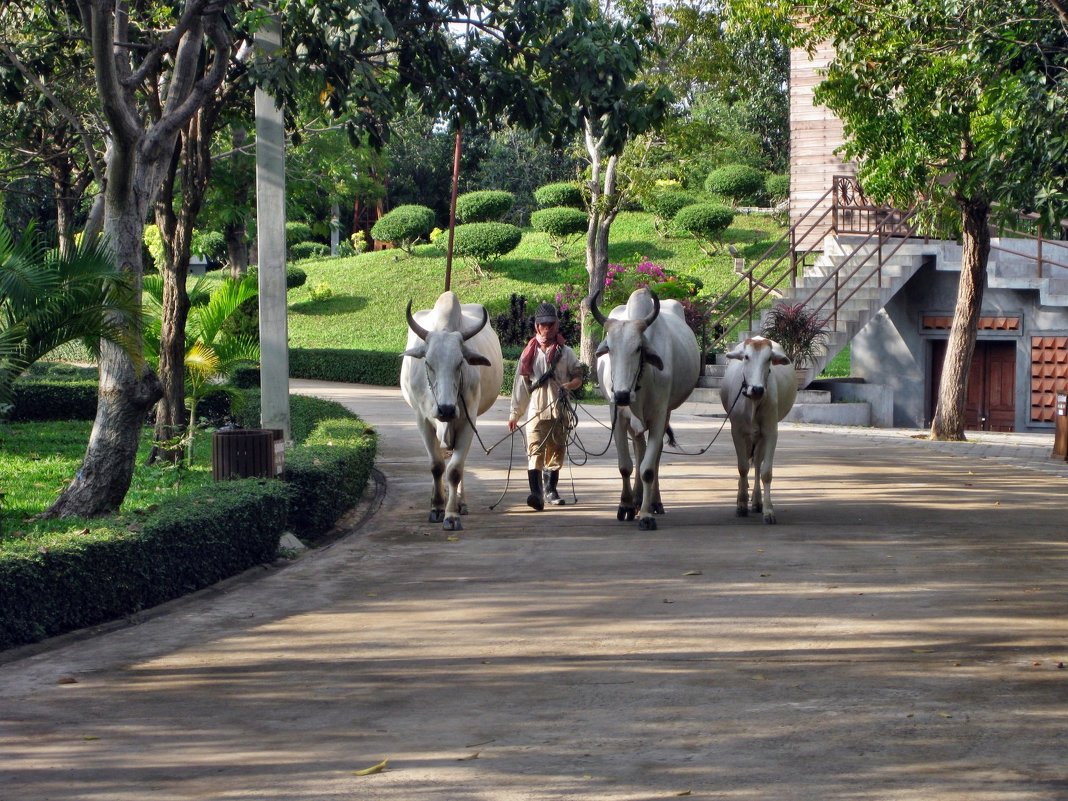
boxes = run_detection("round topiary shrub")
[703,164,766,206]
[533,182,584,209]
[285,265,308,289]
[765,173,790,204]
[673,203,735,255]
[290,241,330,261]
[642,190,702,235]
[453,222,523,276]
[530,207,587,257]
[370,204,436,253]
[455,190,515,223]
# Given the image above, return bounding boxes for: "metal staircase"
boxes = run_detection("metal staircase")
[685,176,1068,424]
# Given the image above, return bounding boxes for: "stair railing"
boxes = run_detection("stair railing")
[988,210,1068,280]
[705,185,836,352]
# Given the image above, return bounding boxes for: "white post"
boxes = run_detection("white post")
[254,14,291,441]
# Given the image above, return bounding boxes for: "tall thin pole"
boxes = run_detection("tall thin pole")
[444,129,462,291]
[254,12,290,442]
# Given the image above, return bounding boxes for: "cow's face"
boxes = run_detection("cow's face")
[404,331,489,422]
[596,320,664,407]
[726,336,790,400]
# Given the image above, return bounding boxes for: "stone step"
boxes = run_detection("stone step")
[682,399,872,427]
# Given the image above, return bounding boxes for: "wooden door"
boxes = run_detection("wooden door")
[930,340,1017,431]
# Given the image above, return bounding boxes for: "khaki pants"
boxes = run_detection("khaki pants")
[526,417,567,471]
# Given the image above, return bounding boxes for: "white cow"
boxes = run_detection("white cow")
[401,291,504,530]
[719,336,797,524]
[592,288,700,530]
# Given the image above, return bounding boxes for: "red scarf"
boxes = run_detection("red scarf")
[519,330,565,377]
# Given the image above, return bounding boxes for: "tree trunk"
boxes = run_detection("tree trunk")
[41,156,164,517]
[226,126,250,279]
[579,119,621,368]
[930,198,990,441]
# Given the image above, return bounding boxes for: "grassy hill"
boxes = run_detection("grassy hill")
[284,210,789,353]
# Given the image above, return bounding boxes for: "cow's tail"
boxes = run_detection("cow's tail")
[665,423,678,448]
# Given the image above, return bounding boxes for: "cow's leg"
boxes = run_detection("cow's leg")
[414,417,448,522]
[635,420,666,530]
[757,430,779,524]
[730,426,750,517]
[441,428,474,531]
[615,421,637,521]
[747,435,764,516]
[650,414,670,515]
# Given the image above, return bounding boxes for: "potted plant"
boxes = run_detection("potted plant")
[760,302,830,371]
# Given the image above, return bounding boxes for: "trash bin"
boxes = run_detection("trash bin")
[1053,393,1068,461]
[212,428,284,480]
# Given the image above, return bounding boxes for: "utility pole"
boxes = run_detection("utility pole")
[254,12,291,441]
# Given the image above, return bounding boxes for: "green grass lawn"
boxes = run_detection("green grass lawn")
[285,210,789,353]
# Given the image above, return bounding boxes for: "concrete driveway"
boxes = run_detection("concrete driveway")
[2,380,1067,801]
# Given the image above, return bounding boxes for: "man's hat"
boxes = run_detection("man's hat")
[533,302,559,324]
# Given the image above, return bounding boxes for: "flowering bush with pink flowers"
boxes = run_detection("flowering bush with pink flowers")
[600,257,700,309]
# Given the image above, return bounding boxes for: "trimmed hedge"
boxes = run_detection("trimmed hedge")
[0,387,378,650]
[370,204,435,252]
[7,379,98,421]
[290,241,330,260]
[534,182,584,209]
[704,164,766,206]
[530,207,587,238]
[674,203,736,245]
[0,480,287,648]
[452,222,523,266]
[455,190,515,223]
[642,190,702,223]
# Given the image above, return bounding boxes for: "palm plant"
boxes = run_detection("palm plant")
[0,223,140,411]
[760,302,830,368]
[142,273,259,463]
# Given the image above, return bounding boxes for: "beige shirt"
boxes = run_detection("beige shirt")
[510,345,582,424]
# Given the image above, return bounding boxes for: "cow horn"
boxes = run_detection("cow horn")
[589,290,608,326]
[642,291,661,329]
[405,299,430,342]
[461,306,488,341]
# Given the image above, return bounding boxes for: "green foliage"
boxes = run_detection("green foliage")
[370,205,436,254]
[642,190,703,234]
[704,164,766,206]
[761,302,829,368]
[530,207,587,257]
[455,190,515,223]
[765,174,789,204]
[6,378,97,421]
[286,266,309,289]
[290,348,403,385]
[309,282,333,302]
[0,223,141,409]
[0,389,379,649]
[291,241,330,261]
[534,182,584,209]
[285,221,313,246]
[452,222,523,273]
[191,230,227,264]
[601,258,702,310]
[143,224,165,270]
[673,203,736,255]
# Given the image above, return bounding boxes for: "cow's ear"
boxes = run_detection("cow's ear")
[403,345,427,360]
[726,344,745,361]
[595,340,609,358]
[643,347,664,371]
[461,345,491,367]
[772,354,792,366]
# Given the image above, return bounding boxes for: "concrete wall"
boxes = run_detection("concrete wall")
[851,261,1068,431]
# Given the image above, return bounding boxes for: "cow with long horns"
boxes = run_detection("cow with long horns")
[401,291,504,530]
[591,287,700,530]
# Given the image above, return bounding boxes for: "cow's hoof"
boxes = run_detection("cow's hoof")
[750,502,763,513]
[443,517,463,531]
[459,503,469,516]
[763,514,777,525]
[651,502,665,515]
[429,509,445,523]
[617,506,636,521]
[736,507,748,517]
[638,517,658,531]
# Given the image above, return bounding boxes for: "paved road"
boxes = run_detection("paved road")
[2,380,1067,801]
